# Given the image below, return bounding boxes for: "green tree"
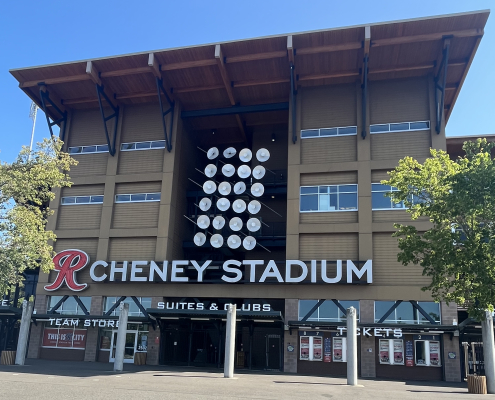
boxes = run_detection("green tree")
[0,138,77,294]
[384,138,495,320]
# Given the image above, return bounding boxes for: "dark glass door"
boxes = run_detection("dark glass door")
[266,335,281,370]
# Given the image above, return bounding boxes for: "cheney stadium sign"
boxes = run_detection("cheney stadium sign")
[45,250,373,292]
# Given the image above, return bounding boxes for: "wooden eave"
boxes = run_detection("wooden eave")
[10,10,489,125]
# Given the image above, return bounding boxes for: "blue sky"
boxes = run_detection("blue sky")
[0,0,493,163]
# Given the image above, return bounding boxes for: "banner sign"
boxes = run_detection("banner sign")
[405,340,414,366]
[44,250,373,292]
[323,337,332,362]
[336,327,403,338]
[42,328,86,348]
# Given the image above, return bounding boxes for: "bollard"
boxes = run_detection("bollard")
[113,302,129,372]
[15,300,33,366]
[482,310,495,393]
[346,306,358,386]
[224,304,236,378]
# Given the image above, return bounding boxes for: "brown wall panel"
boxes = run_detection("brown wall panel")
[301,136,357,164]
[70,154,108,177]
[371,170,391,183]
[300,212,358,224]
[369,78,429,125]
[114,182,162,194]
[372,233,431,287]
[299,233,358,260]
[108,237,157,261]
[117,150,164,175]
[372,210,412,223]
[112,203,159,229]
[371,131,430,162]
[301,171,357,186]
[69,109,113,147]
[121,104,163,143]
[61,184,105,197]
[40,347,85,362]
[301,84,356,129]
[57,205,103,230]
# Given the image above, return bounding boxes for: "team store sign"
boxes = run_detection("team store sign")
[44,250,373,291]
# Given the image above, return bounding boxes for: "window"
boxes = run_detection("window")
[371,184,424,210]
[120,140,166,151]
[104,297,152,317]
[332,337,347,362]
[298,300,360,322]
[374,301,441,324]
[42,326,87,349]
[379,339,404,365]
[300,336,323,361]
[68,144,109,154]
[115,193,161,203]
[61,195,104,205]
[370,121,430,134]
[415,340,441,366]
[47,296,91,315]
[301,126,357,139]
[300,185,358,212]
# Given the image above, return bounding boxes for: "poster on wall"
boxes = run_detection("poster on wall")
[430,341,440,366]
[405,340,414,367]
[313,337,322,361]
[379,340,390,364]
[300,337,310,360]
[42,328,87,349]
[393,340,404,364]
[324,338,332,362]
[333,338,343,362]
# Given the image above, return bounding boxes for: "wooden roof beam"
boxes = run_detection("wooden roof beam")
[287,35,295,65]
[86,61,118,104]
[372,28,483,47]
[296,42,362,56]
[148,53,175,102]
[20,74,90,88]
[225,50,287,63]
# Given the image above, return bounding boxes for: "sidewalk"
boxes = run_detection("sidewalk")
[0,359,489,399]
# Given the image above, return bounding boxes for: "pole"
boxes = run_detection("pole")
[224,304,236,378]
[28,102,38,161]
[113,302,129,372]
[346,306,358,386]
[15,300,34,365]
[482,310,495,393]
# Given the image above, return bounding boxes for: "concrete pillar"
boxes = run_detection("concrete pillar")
[482,311,495,393]
[347,306,358,386]
[224,304,236,378]
[15,300,33,365]
[113,302,129,372]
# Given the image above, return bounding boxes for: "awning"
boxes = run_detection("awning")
[146,308,283,322]
[288,320,458,333]
[0,306,22,317]
[31,313,150,323]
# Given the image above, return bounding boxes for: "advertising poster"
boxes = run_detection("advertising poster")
[72,330,87,348]
[379,340,390,364]
[42,328,59,347]
[42,328,86,348]
[300,337,310,360]
[313,337,322,361]
[405,340,414,367]
[324,337,332,362]
[429,341,440,366]
[333,338,343,362]
[393,340,404,365]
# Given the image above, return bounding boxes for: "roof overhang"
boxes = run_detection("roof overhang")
[0,306,22,317]
[147,308,283,322]
[289,320,458,332]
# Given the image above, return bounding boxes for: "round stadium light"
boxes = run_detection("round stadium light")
[256,148,270,162]
[207,147,219,160]
[204,164,217,177]
[227,235,242,249]
[197,215,210,229]
[247,218,261,232]
[237,165,251,179]
[199,197,212,212]
[213,216,225,230]
[248,200,261,214]
[193,232,207,246]
[223,147,236,158]
[218,182,232,196]
[203,180,217,194]
[234,181,246,194]
[232,199,246,213]
[229,217,243,231]
[216,197,231,211]
[251,183,264,197]
[222,164,235,177]
[239,148,252,162]
[210,234,224,248]
[243,236,257,250]
[252,165,266,180]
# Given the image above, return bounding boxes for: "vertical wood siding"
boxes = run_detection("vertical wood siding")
[117,150,164,175]
[371,131,431,161]
[301,136,357,164]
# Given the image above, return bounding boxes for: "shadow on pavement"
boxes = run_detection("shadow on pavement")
[273,381,347,386]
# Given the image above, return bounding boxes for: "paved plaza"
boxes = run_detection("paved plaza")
[0,360,490,399]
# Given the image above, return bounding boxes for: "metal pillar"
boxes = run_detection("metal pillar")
[482,311,495,393]
[15,300,33,365]
[113,303,129,372]
[346,306,358,386]
[224,304,236,378]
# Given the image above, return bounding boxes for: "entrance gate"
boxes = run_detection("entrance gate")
[462,342,485,378]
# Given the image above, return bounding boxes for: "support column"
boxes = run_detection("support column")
[347,306,358,386]
[15,301,34,365]
[113,303,129,372]
[482,311,495,393]
[224,304,236,378]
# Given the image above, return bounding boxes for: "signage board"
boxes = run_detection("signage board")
[42,328,86,348]
[323,337,332,362]
[405,340,414,366]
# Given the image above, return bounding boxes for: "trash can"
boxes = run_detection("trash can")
[467,375,487,394]
[0,351,16,365]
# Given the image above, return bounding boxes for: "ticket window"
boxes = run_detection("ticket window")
[299,336,323,361]
[332,337,347,362]
[415,340,441,366]
[379,339,404,365]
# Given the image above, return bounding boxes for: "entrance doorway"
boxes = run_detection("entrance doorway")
[266,334,281,370]
[109,330,148,363]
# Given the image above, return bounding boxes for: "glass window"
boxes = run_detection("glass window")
[136,142,151,150]
[151,141,166,149]
[82,146,97,153]
[48,296,90,315]
[301,126,358,139]
[115,194,131,202]
[370,124,389,133]
[375,301,440,324]
[298,300,318,321]
[146,193,161,201]
[379,339,404,365]
[338,126,357,135]
[90,195,104,203]
[97,144,109,152]
[300,185,357,212]
[395,302,415,323]
[320,128,338,137]
[301,129,319,138]
[410,121,430,130]
[371,121,430,134]
[374,301,395,323]
[332,337,347,362]
[104,297,151,317]
[418,302,441,323]
[121,143,135,151]
[298,300,359,322]
[75,196,91,204]
[61,197,76,204]
[372,184,404,210]
[130,194,147,202]
[389,123,409,132]
[69,147,82,154]
[300,336,324,361]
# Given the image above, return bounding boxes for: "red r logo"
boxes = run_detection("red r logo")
[44,249,89,292]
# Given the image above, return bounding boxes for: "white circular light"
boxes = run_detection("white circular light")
[199,197,212,212]
[197,215,210,229]
[210,234,224,248]
[223,147,236,158]
[237,165,251,179]
[216,197,231,211]
[248,200,261,214]
[229,217,243,231]
[253,165,266,180]
[256,148,270,162]
[243,236,257,250]
[251,183,264,197]
[204,164,217,177]
[247,218,261,232]
[234,181,246,194]
[218,182,232,196]
[227,235,242,249]
[207,147,219,160]
[222,164,235,177]
[194,232,207,246]
[213,216,225,230]
[203,180,217,194]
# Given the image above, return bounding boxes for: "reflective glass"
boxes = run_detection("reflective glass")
[319,194,330,211]
[79,297,91,314]
[338,126,357,135]
[339,193,357,210]
[76,196,91,204]
[339,185,357,193]
[301,129,319,138]
[329,194,338,210]
[90,195,104,203]
[136,142,151,150]
[319,186,330,193]
[320,128,338,137]
[62,297,78,314]
[370,124,389,133]
[372,184,391,191]
[48,296,63,311]
[395,302,415,323]
[374,301,395,322]
[121,143,135,150]
[131,194,147,202]
[418,302,441,323]
[372,192,392,209]
[82,146,97,153]
[298,300,318,320]
[329,186,338,193]
[97,144,109,152]
[69,147,82,154]
[300,187,318,194]
[151,141,166,148]
[390,123,409,132]
[116,195,131,202]
[410,121,429,130]
[300,195,318,211]
[318,301,338,320]
[61,197,76,204]
[146,193,161,201]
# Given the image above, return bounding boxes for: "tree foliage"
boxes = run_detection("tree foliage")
[0,138,77,294]
[385,138,495,320]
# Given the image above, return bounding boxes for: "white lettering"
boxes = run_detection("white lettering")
[263,304,271,312]
[149,261,168,282]
[90,261,108,282]
[130,261,148,282]
[311,260,317,283]
[49,318,55,326]
[253,304,260,312]
[98,320,106,327]
[1,300,8,306]
[70,319,79,327]
[157,302,165,309]
[110,261,128,281]
[347,260,372,284]
[108,320,115,328]
[243,260,264,282]
[374,328,382,337]
[84,320,90,327]
[196,303,204,310]
[321,260,342,283]
[259,260,284,283]
[363,328,371,337]
[188,303,195,310]
[190,260,211,282]
[394,328,402,338]
[337,327,345,335]
[55,318,62,326]
[285,260,308,283]
[171,261,189,282]
[222,260,242,283]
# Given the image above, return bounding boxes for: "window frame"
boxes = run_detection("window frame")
[68,144,109,154]
[120,140,166,152]
[379,338,405,365]
[373,301,441,325]
[61,195,104,205]
[298,300,360,323]
[300,125,358,139]
[370,121,430,134]
[114,193,161,203]
[414,340,441,367]
[371,183,405,211]
[47,296,91,315]
[299,336,323,361]
[300,184,358,213]
[103,297,152,317]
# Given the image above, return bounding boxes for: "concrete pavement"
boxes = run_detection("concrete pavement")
[0,360,489,399]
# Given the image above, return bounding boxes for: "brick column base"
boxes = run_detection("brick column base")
[443,334,461,382]
[84,327,99,362]
[360,335,376,377]
[284,330,297,373]
[27,323,42,359]
[146,326,160,365]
